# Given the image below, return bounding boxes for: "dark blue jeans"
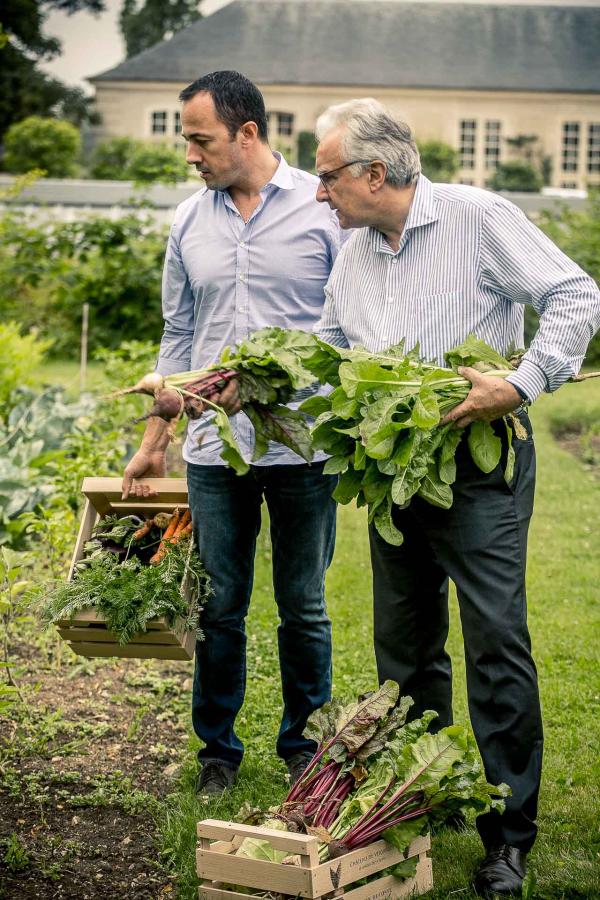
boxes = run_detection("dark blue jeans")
[187,461,337,769]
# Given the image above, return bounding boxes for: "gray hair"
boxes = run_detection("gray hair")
[315,98,420,187]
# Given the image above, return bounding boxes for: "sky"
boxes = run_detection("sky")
[41,0,599,92]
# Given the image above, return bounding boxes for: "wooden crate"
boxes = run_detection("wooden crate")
[196,819,433,900]
[57,477,197,661]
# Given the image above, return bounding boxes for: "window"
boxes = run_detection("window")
[277,112,294,137]
[484,120,501,170]
[151,111,167,134]
[588,123,600,174]
[561,122,580,172]
[460,120,477,170]
[174,110,182,135]
[560,182,578,189]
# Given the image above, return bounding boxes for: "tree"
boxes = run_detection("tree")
[487,161,543,193]
[417,139,459,183]
[120,0,201,57]
[3,116,81,176]
[89,136,141,179]
[0,0,103,141]
[125,142,189,184]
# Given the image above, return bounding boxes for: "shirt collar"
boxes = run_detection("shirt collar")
[370,174,438,254]
[265,152,295,191]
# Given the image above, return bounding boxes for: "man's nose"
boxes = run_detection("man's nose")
[316,182,329,204]
[186,145,201,165]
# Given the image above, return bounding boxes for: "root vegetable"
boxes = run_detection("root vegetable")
[135,388,184,424]
[132,518,155,541]
[120,372,165,397]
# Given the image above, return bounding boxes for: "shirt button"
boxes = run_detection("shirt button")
[239,241,246,247]
[239,306,247,313]
[239,274,246,282]
[387,296,394,304]
[382,335,390,343]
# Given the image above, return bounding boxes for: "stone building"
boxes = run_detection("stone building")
[90,0,600,190]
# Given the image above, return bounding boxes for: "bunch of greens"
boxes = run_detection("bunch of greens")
[235,682,508,873]
[300,335,522,546]
[122,327,331,475]
[41,514,211,644]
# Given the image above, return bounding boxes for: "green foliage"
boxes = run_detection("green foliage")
[418,139,460,183]
[89,136,141,180]
[300,336,516,545]
[120,0,201,57]
[297,130,317,172]
[126,142,189,184]
[487,161,543,193]
[3,116,81,177]
[0,210,168,356]
[537,192,600,365]
[0,1,101,141]
[40,519,211,645]
[2,832,31,871]
[0,322,52,420]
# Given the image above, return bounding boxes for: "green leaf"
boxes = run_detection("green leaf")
[468,421,502,474]
[445,334,513,372]
[418,463,453,509]
[333,467,364,504]
[246,404,314,463]
[382,821,426,858]
[373,497,404,546]
[339,361,415,399]
[504,420,515,484]
[438,429,462,484]
[212,408,250,474]
[412,388,440,429]
[299,395,331,417]
[327,680,400,760]
[323,455,350,475]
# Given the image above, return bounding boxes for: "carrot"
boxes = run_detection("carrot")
[149,509,180,565]
[132,517,155,541]
[168,521,193,545]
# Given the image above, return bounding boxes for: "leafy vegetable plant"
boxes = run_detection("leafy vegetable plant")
[41,513,211,644]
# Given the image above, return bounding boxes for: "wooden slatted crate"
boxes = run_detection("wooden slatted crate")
[57,477,197,661]
[196,819,433,900]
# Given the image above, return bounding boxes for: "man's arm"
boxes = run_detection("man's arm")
[122,218,194,499]
[444,199,600,426]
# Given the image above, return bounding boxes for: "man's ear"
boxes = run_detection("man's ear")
[239,121,259,145]
[368,161,387,192]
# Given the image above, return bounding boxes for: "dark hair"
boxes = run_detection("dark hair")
[179,71,268,141]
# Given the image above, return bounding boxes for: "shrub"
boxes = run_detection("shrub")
[0,211,168,357]
[3,116,81,178]
[418,139,460,183]
[487,161,543,193]
[0,323,52,421]
[125,143,189,184]
[297,131,317,172]
[89,136,141,180]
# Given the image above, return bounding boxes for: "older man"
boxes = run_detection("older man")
[123,71,342,798]
[314,98,600,897]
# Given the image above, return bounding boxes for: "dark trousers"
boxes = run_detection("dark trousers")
[187,461,337,769]
[369,416,543,852]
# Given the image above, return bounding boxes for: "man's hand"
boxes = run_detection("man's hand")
[441,366,523,429]
[212,378,241,416]
[122,448,167,499]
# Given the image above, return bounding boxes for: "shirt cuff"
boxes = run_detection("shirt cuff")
[505,359,548,404]
[155,355,191,377]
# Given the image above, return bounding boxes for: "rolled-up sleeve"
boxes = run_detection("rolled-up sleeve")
[156,219,195,376]
[480,200,600,401]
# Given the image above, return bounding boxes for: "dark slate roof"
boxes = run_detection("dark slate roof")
[91,1,600,93]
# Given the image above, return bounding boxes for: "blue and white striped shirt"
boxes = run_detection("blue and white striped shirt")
[317,175,600,402]
[156,153,343,466]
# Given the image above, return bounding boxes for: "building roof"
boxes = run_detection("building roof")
[91,0,600,94]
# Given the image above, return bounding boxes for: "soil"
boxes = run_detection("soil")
[554,430,600,477]
[0,631,195,899]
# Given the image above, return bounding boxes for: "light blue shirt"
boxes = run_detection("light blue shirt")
[157,153,343,466]
[318,175,600,402]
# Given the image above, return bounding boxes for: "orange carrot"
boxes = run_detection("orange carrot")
[149,509,180,565]
[132,517,155,541]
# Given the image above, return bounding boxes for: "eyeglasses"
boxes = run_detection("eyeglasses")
[317,159,374,193]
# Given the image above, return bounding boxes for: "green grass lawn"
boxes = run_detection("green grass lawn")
[158,379,600,899]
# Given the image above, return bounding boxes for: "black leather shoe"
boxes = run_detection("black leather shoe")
[196,761,237,798]
[474,845,527,897]
[286,752,313,785]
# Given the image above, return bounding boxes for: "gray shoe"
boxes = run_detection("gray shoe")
[286,752,313,786]
[196,761,238,798]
